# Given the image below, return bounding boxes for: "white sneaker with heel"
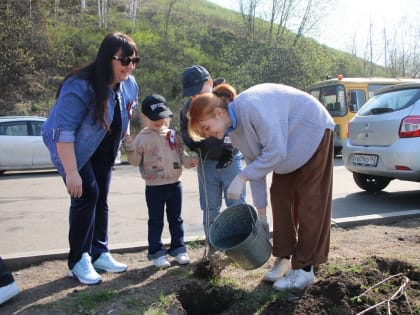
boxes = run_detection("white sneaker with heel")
[263,258,292,282]
[273,267,315,291]
[93,252,127,273]
[0,281,20,305]
[175,253,190,265]
[68,253,102,285]
[153,255,171,268]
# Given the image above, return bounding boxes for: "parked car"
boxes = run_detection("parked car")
[342,82,420,192]
[0,116,55,174]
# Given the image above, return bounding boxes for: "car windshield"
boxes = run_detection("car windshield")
[358,88,420,116]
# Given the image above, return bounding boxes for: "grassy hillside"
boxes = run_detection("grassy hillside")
[0,0,389,132]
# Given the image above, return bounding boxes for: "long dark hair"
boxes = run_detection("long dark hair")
[57,32,138,128]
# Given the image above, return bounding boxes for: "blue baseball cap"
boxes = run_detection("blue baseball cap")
[182,65,210,97]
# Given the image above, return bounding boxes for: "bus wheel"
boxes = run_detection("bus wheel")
[352,172,391,192]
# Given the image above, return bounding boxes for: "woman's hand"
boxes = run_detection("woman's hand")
[65,170,82,198]
[57,142,81,198]
[227,173,246,200]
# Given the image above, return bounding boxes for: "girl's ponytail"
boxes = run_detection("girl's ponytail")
[213,83,237,104]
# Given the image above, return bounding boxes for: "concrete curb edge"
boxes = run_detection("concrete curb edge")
[4,211,420,271]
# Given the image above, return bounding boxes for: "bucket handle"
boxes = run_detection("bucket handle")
[245,204,270,242]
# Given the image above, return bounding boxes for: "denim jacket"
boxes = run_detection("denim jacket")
[42,75,138,177]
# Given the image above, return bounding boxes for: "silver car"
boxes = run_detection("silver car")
[0,116,55,174]
[342,82,420,192]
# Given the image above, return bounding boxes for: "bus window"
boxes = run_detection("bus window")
[317,85,346,117]
[367,84,391,98]
[348,90,366,112]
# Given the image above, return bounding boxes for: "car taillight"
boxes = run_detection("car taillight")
[399,115,420,138]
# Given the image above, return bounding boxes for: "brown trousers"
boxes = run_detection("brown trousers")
[270,129,333,269]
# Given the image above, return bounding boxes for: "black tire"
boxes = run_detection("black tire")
[352,172,391,192]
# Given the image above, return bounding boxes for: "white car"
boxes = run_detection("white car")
[342,83,420,192]
[0,116,55,174]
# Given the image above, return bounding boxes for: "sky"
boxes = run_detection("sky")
[207,0,419,65]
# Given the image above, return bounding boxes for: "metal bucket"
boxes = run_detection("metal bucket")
[208,204,272,270]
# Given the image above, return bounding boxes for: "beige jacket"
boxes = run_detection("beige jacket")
[125,127,195,186]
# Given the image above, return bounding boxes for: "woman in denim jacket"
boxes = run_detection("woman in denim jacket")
[42,32,139,285]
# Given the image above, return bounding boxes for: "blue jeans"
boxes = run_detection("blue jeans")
[145,182,186,259]
[197,154,246,236]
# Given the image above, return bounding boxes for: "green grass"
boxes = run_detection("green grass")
[63,289,120,314]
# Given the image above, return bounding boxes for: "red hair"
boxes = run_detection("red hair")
[188,83,236,140]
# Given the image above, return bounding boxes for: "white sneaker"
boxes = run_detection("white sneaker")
[68,253,102,285]
[263,258,292,282]
[273,267,315,291]
[0,281,20,305]
[93,252,127,273]
[175,253,190,265]
[153,255,171,268]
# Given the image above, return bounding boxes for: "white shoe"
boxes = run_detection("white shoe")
[175,253,190,265]
[68,253,102,285]
[153,255,171,268]
[0,281,20,305]
[273,267,315,291]
[263,258,292,282]
[93,252,127,273]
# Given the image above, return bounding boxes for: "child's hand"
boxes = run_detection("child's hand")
[123,134,135,152]
[188,151,198,167]
[190,156,198,167]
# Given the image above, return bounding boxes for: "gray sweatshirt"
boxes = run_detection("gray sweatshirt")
[228,83,335,208]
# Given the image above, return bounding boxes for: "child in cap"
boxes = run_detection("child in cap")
[123,94,198,268]
[180,65,247,252]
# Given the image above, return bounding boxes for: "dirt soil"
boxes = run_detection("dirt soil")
[1,218,419,315]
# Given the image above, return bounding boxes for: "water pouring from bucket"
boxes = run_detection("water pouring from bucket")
[208,203,272,270]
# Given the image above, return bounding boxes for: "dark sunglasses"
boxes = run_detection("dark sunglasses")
[112,56,140,66]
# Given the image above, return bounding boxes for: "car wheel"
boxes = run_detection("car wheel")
[352,172,391,192]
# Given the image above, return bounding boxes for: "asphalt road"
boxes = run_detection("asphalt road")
[1,158,419,260]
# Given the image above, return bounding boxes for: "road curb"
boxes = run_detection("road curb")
[4,211,420,271]
[4,235,205,271]
[331,209,420,228]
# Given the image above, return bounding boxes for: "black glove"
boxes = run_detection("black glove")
[216,146,233,169]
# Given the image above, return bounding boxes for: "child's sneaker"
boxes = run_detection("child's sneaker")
[153,255,170,268]
[175,253,190,265]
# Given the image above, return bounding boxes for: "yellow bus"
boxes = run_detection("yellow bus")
[308,75,419,156]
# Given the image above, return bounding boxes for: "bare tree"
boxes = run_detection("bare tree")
[264,0,294,42]
[97,0,108,30]
[368,21,374,75]
[129,0,137,32]
[382,26,388,68]
[239,0,261,40]
[293,0,327,45]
